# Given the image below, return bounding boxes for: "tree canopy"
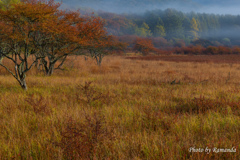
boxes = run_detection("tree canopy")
[0,0,114,89]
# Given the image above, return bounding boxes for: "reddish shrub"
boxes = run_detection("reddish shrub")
[133,38,156,56]
[151,37,171,49]
[204,46,219,55]
[218,46,232,55]
[155,49,171,55]
[232,46,240,54]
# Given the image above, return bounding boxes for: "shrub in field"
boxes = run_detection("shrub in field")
[165,95,240,116]
[173,45,240,55]
[174,45,204,55]
[151,37,170,49]
[155,49,170,55]
[57,112,114,159]
[174,40,186,48]
[232,46,240,54]
[76,81,115,106]
[25,94,52,116]
[218,46,232,55]
[204,46,219,55]
[141,106,178,132]
[191,45,204,54]
[174,47,184,54]
[133,38,156,56]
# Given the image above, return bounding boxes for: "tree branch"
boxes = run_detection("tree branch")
[55,55,67,70]
[0,63,18,80]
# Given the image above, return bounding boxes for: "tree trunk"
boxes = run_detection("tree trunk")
[42,59,55,76]
[96,59,101,66]
[19,78,27,90]
[47,64,54,76]
[95,55,102,66]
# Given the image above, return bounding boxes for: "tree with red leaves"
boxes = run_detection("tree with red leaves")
[87,35,128,66]
[133,38,156,56]
[0,0,62,89]
[0,0,108,89]
[79,17,127,66]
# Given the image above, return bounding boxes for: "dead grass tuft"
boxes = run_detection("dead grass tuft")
[25,94,52,115]
[166,95,240,116]
[76,81,116,106]
[57,112,114,160]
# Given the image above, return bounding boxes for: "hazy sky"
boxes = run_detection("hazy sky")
[58,0,240,15]
[192,0,240,15]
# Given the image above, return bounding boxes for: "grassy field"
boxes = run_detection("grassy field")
[0,55,239,159]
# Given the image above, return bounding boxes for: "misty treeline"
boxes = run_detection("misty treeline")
[92,8,240,47]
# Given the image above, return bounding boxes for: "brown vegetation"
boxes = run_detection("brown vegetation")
[126,54,240,64]
[174,45,240,55]
[0,55,239,159]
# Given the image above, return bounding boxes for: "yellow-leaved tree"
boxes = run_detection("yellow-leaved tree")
[189,17,199,40]
[0,0,20,10]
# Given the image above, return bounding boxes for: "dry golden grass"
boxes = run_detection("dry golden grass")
[0,55,239,159]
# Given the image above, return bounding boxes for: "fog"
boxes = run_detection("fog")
[56,0,240,45]
[199,5,240,15]
[57,0,240,15]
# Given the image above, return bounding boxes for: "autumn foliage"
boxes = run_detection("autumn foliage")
[0,0,64,89]
[133,38,156,56]
[174,45,240,55]
[0,0,117,89]
[82,19,127,65]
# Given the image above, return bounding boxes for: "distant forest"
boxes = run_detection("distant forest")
[87,9,240,47]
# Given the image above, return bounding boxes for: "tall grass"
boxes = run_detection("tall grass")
[0,55,239,159]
